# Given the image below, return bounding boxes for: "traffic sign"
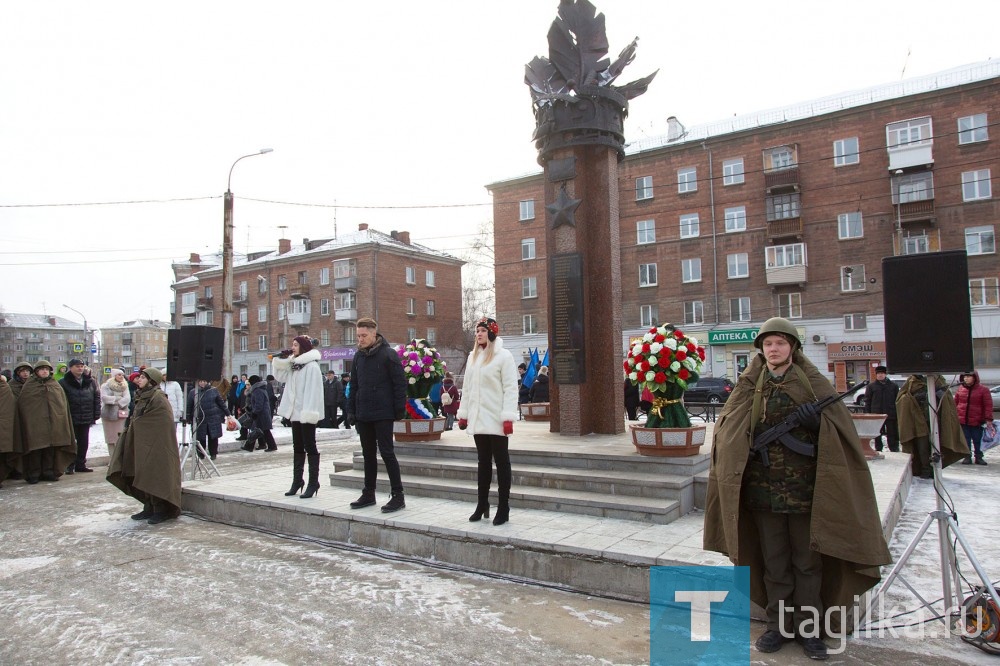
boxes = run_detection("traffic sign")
[72,343,84,353]
[91,345,98,354]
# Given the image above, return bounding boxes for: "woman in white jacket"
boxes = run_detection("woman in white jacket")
[456,317,519,525]
[272,336,324,498]
[100,369,132,455]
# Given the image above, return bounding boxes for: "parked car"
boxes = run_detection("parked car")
[991,385,1000,416]
[683,377,735,404]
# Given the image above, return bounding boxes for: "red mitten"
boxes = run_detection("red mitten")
[503,421,513,435]
[458,419,468,430]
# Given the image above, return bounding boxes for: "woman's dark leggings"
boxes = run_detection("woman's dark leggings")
[291,421,318,455]
[473,434,511,505]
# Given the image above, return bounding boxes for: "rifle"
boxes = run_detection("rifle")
[751,380,869,467]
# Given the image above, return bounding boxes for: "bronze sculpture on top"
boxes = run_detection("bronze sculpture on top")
[522,1,656,436]
[525,0,657,164]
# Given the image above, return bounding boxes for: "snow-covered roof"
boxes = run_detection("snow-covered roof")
[0,313,82,329]
[626,59,1000,153]
[101,319,171,331]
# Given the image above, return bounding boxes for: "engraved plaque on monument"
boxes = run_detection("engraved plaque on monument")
[550,253,585,384]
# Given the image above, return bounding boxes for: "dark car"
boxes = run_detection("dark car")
[683,377,735,404]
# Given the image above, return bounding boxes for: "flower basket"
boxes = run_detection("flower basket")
[395,338,447,419]
[624,323,706,429]
[630,424,706,457]
[393,417,447,442]
[520,402,551,421]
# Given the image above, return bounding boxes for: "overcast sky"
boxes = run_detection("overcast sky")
[2,1,997,330]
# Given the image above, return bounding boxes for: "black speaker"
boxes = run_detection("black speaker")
[882,250,973,374]
[167,326,225,382]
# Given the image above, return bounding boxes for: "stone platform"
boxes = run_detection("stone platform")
[181,421,912,602]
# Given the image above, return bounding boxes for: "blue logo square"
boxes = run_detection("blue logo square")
[650,566,750,665]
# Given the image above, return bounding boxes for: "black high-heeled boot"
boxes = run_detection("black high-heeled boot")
[300,453,321,499]
[284,450,305,496]
[470,458,492,522]
[492,502,509,526]
[468,502,490,522]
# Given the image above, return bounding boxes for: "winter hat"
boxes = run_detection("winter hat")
[293,335,313,353]
[68,358,85,368]
[875,366,888,373]
[477,317,499,342]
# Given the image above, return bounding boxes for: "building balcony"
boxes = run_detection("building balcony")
[289,284,310,299]
[334,308,358,322]
[766,217,803,240]
[235,321,249,331]
[196,296,214,310]
[233,292,249,305]
[335,276,358,291]
[766,264,807,286]
[896,199,936,226]
[764,166,799,192]
[287,311,311,327]
[893,230,941,256]
[181,302,197,315]
[887,142,934,171]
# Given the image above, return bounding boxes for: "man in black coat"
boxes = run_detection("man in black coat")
[345,317,407,513]
[59,359,101,473]
[321,370,343,428]
[865,365,900,452]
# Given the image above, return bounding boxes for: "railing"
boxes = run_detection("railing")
[764,166,799,191]
[289,284,310,299]
[767,217,803,238]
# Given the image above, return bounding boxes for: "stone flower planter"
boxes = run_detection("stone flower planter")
[630,424,706,457]
[851,413,887,460]
[393,417,447,442]
[520,402,551,421]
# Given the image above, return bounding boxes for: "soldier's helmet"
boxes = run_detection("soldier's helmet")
[754,318,801,351]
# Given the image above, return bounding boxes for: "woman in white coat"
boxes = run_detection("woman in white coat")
[272,335,324,498]
[100,368,132,454]
[456,317,519,525]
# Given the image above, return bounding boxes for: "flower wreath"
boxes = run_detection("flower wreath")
[623,323,707,428]
[395,338,447,419]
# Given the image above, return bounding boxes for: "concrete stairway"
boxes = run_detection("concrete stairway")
[329,441,710,525]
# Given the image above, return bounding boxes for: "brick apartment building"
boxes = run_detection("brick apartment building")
[99,319,171,374]
[0,313,88,371]
[170,224,465,379]
[488,61,1000,388]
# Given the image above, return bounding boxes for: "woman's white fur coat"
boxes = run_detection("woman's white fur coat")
[272,349,324,424]
[456,337,519,436]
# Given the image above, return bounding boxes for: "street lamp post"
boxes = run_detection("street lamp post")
[63,304,90,368]
[222,149,273,379]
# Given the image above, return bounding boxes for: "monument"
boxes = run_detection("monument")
[525,0,657,435]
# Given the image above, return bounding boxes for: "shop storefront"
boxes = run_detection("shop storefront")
[706,327,808,379]
[826,341,887,392]
[320,347,356,375]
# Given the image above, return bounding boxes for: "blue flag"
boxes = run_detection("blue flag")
[539,348,549,372]
[522,348,540,390]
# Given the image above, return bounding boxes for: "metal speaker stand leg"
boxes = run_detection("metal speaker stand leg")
[178,382,222,481]
[859,374,999,637]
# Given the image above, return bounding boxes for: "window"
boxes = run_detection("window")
[838,212,863,239]
[886,117,932,148]
[727,253,749,279]
[196,310,214,326]
[238,281,247,300]
[844,313,867,331]
[677,167,697,193]
[958,114,988,144]
[973,337,1000,366]
[522,277,537,299]
[182,292,195,309]
[426,270,435,287]
[405,267,416,284]
[730,297,751,322]
[724,206,746,233]
[258,276,267,294]
[833,138,859,166]
[897,172,936,202]
[522,238,536,259]
[765,243,806,268]
[636,220,655,244]
[639,263,658,287]
[722,158,744,185]
[427,329,437,345]
[640,304,658,328]
[297,271,307,285]
[684,301,704,326]
[523,314,537,334]
[520,199,535,221]
[636,176,653,200]
[766,192,800,220]
[970,278,999,308]
[258,335,267,351]
[239,336,248,352]
[426,300,435,316]
[334,259,356,278]
[681,258,702,283]
[966,226,996,255]
[319,267,330,285]
[962,169,992,201]
[679,213,699,239]
[278,275,287,291]
[406,327,417,342]
[317,329,328,347]
[902,235,929,255]
[239,308,248,326]
[841,265,867,291]
[278,303,285,320]
[406,298,416,315]
[343,328,356,346]
[320,298,330,316]
[204,286,213,298]
[779,293,802,319]
[257,305,267,322]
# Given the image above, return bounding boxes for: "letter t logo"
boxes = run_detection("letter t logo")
[674,590,729,641]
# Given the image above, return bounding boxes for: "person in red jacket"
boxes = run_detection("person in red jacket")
[955,370,994,465]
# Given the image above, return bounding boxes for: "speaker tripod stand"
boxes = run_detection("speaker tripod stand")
[859,373,999,639]
[178,382,221,481]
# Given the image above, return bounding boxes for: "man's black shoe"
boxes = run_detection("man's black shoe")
[75,466,94,473]
[755,630,792,653]
[350,491,376,509]
[147,513,175,525]
[131,508,154,521]
[381,492,406,513]
[796,635,829,660]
